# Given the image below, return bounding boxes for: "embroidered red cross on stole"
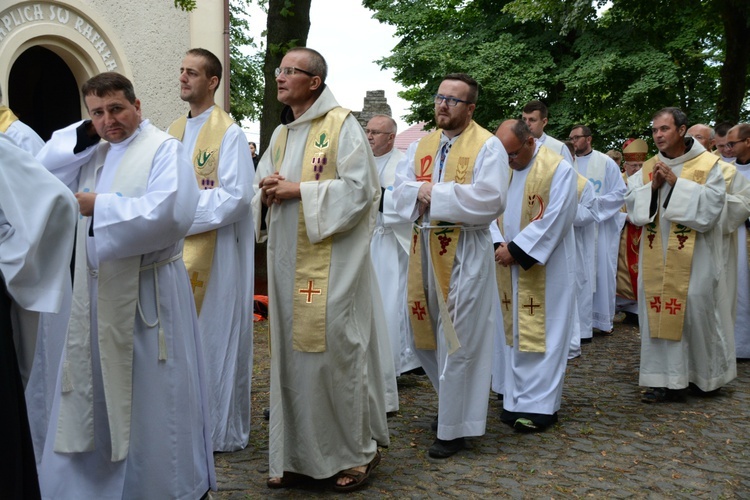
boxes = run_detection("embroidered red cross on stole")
[412,301,427,320]
[299,280,322,303]
[649,296,661,312]
[664,298,682,315]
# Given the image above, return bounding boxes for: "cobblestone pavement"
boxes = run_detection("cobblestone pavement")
[213,320,750,498]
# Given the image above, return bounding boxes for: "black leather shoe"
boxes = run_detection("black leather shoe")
[641,387,687,403]
[428,437,465,458]
[263,408,270,420]
[688,382,721,397]
[430,415,438,432]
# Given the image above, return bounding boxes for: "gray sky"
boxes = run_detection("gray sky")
[243,1,410,146]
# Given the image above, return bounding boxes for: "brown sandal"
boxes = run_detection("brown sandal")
[332,450,381,492]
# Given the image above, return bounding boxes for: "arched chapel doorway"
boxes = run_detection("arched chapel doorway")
[9,46,80,141]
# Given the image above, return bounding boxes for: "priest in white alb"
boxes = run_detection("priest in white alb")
[35,72,215,499]
[492,119,577,432]
[570,173,596,357]
[1,84,46,391]
[367,114,421,384]
[254,48,388,492]
[569,124,627,333]
[0,133,77,499]
[168,48,255,452]
[0,85,44,155]
[393,73,506,458]
[725,124,750,358]
[626,107,731,403]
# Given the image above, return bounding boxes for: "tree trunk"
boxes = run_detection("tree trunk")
[260,0,312,153]
[716,0,750,123]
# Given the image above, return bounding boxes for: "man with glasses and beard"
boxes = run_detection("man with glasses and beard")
[392,73,507,458]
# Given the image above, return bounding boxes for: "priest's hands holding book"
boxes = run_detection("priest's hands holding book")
[651,161,677,190]
[75,192,97,217]
[259,172,301,206]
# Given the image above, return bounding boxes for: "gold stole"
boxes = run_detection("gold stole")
[272,107,350,352]
[0,106,19,133]
[641,153,715,340]
[496,146,561,352]
[407,121,489,351]
[168,107,234,315]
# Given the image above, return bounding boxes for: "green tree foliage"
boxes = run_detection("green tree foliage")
[364,0,749,150]
[172,0,264,123]
[229,0,264,123]
[173,0,197,11]
[259,0,312,151]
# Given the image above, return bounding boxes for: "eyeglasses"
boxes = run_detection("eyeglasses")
[434,94,472,107]
[567,135,590,141]
[274,66,315,78]
[725,139,747,149]
[506,140,530,159]
[365,129,390,136]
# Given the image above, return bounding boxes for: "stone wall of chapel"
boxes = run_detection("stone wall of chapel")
[0,0,224,130]
[83,0,191,128]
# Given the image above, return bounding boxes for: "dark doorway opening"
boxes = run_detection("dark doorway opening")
[9,46,81,141]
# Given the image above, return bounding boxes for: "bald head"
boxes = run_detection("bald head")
[496,119,535,170]
[366,114,397,157]
[687,124,714,151]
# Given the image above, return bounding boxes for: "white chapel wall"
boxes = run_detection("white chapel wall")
[0,0,224,130]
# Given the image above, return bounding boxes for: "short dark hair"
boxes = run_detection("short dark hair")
[653,107,688,129]
[570,124,592,137]
[509,119,532,142]
[522,100,548,119]
[286,47,328,84]
[82,72,136,105]
[442,73,478,104]
[248,141,257,147]
[731,123,750,140]
[715,121,735,138]
[186,48,222,87]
